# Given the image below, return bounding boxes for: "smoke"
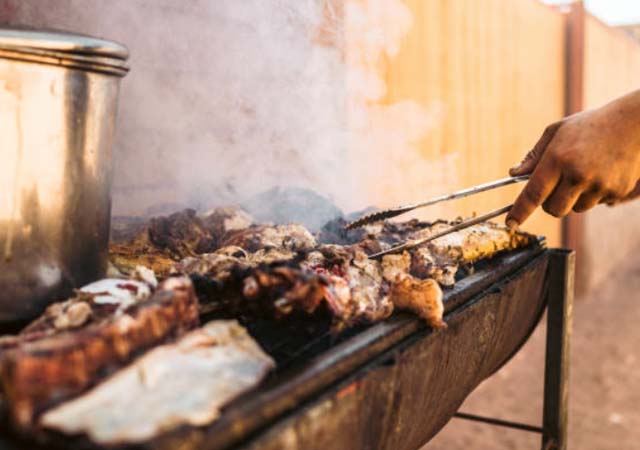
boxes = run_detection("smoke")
[6,0,456,221]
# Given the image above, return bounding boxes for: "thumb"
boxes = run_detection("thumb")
[509,121,563,176]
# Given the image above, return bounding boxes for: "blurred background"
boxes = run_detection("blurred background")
[1,0,638,448]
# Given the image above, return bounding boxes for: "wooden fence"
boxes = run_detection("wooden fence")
[360,0,640,287]
[360,0,566,246]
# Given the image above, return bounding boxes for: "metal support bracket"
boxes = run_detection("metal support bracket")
[541,249,574,450]
[453,249,574,450]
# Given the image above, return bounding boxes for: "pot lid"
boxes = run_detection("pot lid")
[0,26,128,59]
[0,26,129,76]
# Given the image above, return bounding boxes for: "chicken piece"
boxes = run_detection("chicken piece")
[307,247,392,330]
[221,224,316,253]
[411,222,532,264]
[389,276,446,330]
[345,251,394,325]
[40,320,274,445]
[410,248,458,287]
[381,252,411,284]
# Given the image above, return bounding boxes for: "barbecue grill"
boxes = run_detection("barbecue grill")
[0,243,573,450]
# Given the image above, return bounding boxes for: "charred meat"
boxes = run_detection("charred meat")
[109,208,254,277]
[109,206,534,333]
[0,273,199,428]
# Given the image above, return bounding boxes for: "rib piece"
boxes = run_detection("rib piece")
[0,275,199,428]
[40,320,275,445]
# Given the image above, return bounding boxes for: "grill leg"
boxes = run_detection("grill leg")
[541,250,574,450]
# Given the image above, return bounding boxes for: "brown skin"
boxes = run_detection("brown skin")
[506,89,640,227]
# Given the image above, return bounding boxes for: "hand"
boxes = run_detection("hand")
[506,90,640,227]
[606,179,640,205]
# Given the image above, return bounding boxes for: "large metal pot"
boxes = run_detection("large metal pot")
[0,27,129,323]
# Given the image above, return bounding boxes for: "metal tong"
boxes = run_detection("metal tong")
[345,175,530,259]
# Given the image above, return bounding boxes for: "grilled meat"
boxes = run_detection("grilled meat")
[381,252,411,283]
[175,243,395,331]
[201,206,254,247]
[109,208,254,277]
[0,274,199,428]
[380,252,446,329]
[108,206,534,333]
[221,224,316,253]
[40,320,274,445]
[410,248,458,287]
[109,233,177,278]
[147,208,216,256]
[409,221,532,264]
[389,276,446,329]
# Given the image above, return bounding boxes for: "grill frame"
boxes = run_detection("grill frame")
[146,243,551,450]
[0,243,566,450]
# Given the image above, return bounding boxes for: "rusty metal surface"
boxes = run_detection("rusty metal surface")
[234,252,550,450]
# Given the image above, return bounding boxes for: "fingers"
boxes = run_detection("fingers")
[506,158,562,227]
[602,179,640,206]
[543,176,586,216]
[623,179,640,202]
[509,121,563,176]
[573,187,603,212]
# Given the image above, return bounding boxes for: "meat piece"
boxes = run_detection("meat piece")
[242,266,329,317]
[177,242,392,331]
[201,207,253,247]
[147,209,216,257]
[0,276,199,428]
[109,209,220,278]
[109,236,177,278]
[410,248,458,287]
[40,320,274,445]
[174,252,248,280]
[381,252,412,283]
[248,247,297,265]
[222,224,316,253]
[389,276,446,330]
[411,222,532,264]
[301,245,392,329]
[345,250,393,324]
